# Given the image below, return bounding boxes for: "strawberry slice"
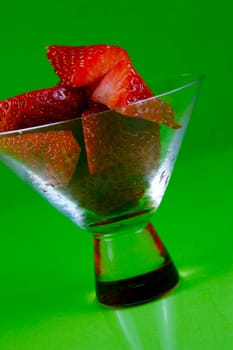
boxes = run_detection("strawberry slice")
[92,60,153,107]
[116,98,181,129]
[81,101,109,117]
[91,60,180,129]
[82,61,179,174]
[46,44,130,87]
[82,110,160,174]
[0,85,85,132]
[68,114,160,215]
[46,44,179,128]
[0,131,81,187]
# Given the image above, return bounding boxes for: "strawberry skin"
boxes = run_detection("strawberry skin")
[116,97,181,129]
[0,131,81,187]
[81,109,160,174]
[69,113,160,215]
[81,101,109,117]
[46,44,130,88]
[0,85,85,132]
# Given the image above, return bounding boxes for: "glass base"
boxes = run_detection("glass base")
[96,259,179,307]
[94,223,179,307]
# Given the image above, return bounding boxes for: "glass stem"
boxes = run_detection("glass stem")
[94,223,179,307]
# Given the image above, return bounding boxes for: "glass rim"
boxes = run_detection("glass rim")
[0,73,204,137]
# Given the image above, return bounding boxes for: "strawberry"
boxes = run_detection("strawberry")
[82,61,179,175]
[68,113,160,216]
[81,109,161,176]
[46,44,130,87]
[46,44,179,128]
[44,43,180,212]
[81,101,109,117]
[0,85,85,132]
[92,60,153,107]
[91,60,180,129]
[115,98,181,129]
[0,131,81,187]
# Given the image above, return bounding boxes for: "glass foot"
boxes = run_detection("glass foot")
[94,223,179,307]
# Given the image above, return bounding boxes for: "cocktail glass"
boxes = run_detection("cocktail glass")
[0,74,203,307]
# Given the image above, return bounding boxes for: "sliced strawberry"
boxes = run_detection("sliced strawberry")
[46,44,130,87]
[81,101,109,117]
[46,44,179,128]
[91,60,180,128]
[82,59,179,176]
[92,61,153,107]
[82,110,160,173]
[0,85,85,132]
[68,113,160,215]
[116,98,181,129]
[0,131,81,187]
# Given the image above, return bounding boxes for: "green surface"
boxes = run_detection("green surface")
[0,0,232,349]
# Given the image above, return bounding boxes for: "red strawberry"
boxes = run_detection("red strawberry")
[68,113,160,216]
[82,109,160,173]
[0,131,81,187]
[115,98,181,129]
[92,60,153,107]
[46,44,179,128]
[91,60,180,128]
[0,85,85,132]
[82,101,109,117]
[82,60,179,175]
[46,44,130,87]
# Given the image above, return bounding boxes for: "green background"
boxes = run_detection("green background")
[0,1,232,349]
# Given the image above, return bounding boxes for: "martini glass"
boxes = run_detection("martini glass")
[0,74,203,307]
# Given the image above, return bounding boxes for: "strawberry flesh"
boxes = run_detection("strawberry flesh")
[91,60,154,107]
[91,60,180,128]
